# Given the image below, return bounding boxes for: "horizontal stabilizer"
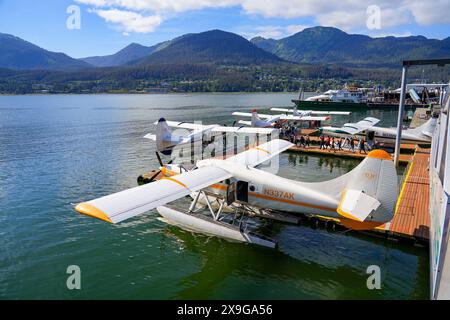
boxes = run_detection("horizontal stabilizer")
[337,189,381,222]
[144,134,156,141]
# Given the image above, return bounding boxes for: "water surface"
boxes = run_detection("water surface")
[0,93,428,299]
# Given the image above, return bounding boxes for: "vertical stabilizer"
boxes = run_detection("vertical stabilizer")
[156,118,173,154]
[251,109,262,127]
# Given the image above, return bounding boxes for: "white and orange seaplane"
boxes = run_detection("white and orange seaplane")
[270,106,352,117]
[144,117,278,155]
[232,109,331,128]
[75,137,398,248]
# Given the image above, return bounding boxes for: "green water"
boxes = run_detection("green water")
[0,93,429,299]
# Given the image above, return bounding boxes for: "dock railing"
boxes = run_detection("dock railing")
[429,84,450,300]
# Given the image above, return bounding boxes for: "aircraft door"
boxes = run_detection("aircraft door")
[226,182,236,205]
[236,181,248,203]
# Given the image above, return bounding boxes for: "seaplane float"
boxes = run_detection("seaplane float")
[75,136,398,248]
[321,114,438,145]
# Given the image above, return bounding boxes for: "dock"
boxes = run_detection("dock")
[409,107,431,128]
[288,145,413,164]
[374,146,430,241]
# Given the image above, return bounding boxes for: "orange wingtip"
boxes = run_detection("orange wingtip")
[75,202,112,223]
[367,149,392,160]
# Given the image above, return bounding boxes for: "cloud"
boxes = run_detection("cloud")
[92,8,162,33]
[240,24,311,39]
[75,0,450,34]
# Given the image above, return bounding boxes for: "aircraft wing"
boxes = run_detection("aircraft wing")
[75,139,292,223]
[153,120,203,130]
[226,139,294,167]
[309,111,351,115]
[75,166,232,224]
[211,126,277,135]
[238,120,252,126]
[270,108,351,116]
[232,112,274,120]
[322,117,379,135]
[278,115,330,121]
[270,107,291,113]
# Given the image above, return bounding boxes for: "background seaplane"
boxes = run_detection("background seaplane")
[75,139,398,248]
[232,109,330,128]
[321,115,437,145]
[270,106,352,117]
[144,118,278,155]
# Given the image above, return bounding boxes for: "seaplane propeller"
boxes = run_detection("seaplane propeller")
[148,151,173,183]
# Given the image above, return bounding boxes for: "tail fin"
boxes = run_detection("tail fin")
[251,109,262,127]
[410,116,437,138]
[340,150,397,229]
[316,149,398,230]
[156,118,172,154]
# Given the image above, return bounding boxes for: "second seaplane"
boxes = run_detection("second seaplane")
[75,137,398,248]
[232,109,331,128]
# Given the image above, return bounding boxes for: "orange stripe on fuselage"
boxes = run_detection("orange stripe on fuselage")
[162,167,336,212]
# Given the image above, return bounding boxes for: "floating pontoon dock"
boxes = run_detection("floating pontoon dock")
[288,145,413,164]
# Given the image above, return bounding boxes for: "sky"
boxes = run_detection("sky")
[0,0,449,58]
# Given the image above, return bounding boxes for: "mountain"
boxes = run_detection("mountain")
[0,33,91,70]
[80,41,170,67]
[251,26,450,67]
[136,30,283,66]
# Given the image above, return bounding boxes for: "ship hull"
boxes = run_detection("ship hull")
[292,99,422,109]
[292,99,368,109]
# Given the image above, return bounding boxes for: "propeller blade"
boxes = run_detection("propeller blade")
[148,170,162,183]
[155,152,164,167]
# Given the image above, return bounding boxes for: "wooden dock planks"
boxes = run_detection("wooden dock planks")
[381,147,431,240]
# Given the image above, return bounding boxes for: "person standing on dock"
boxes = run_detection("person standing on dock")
[300,135,306,148]
[306,136,311,148]
[330,137,336,153]
[319,135,325,149]
[325,136,331,150]
[350,138,355,153]
[338,138,343,151]
[358,139,367,154]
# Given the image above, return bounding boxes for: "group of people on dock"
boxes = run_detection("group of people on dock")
[278,122,376,154]
[317,135,368,154]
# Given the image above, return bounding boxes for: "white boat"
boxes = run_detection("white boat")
[305,88,367,104]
